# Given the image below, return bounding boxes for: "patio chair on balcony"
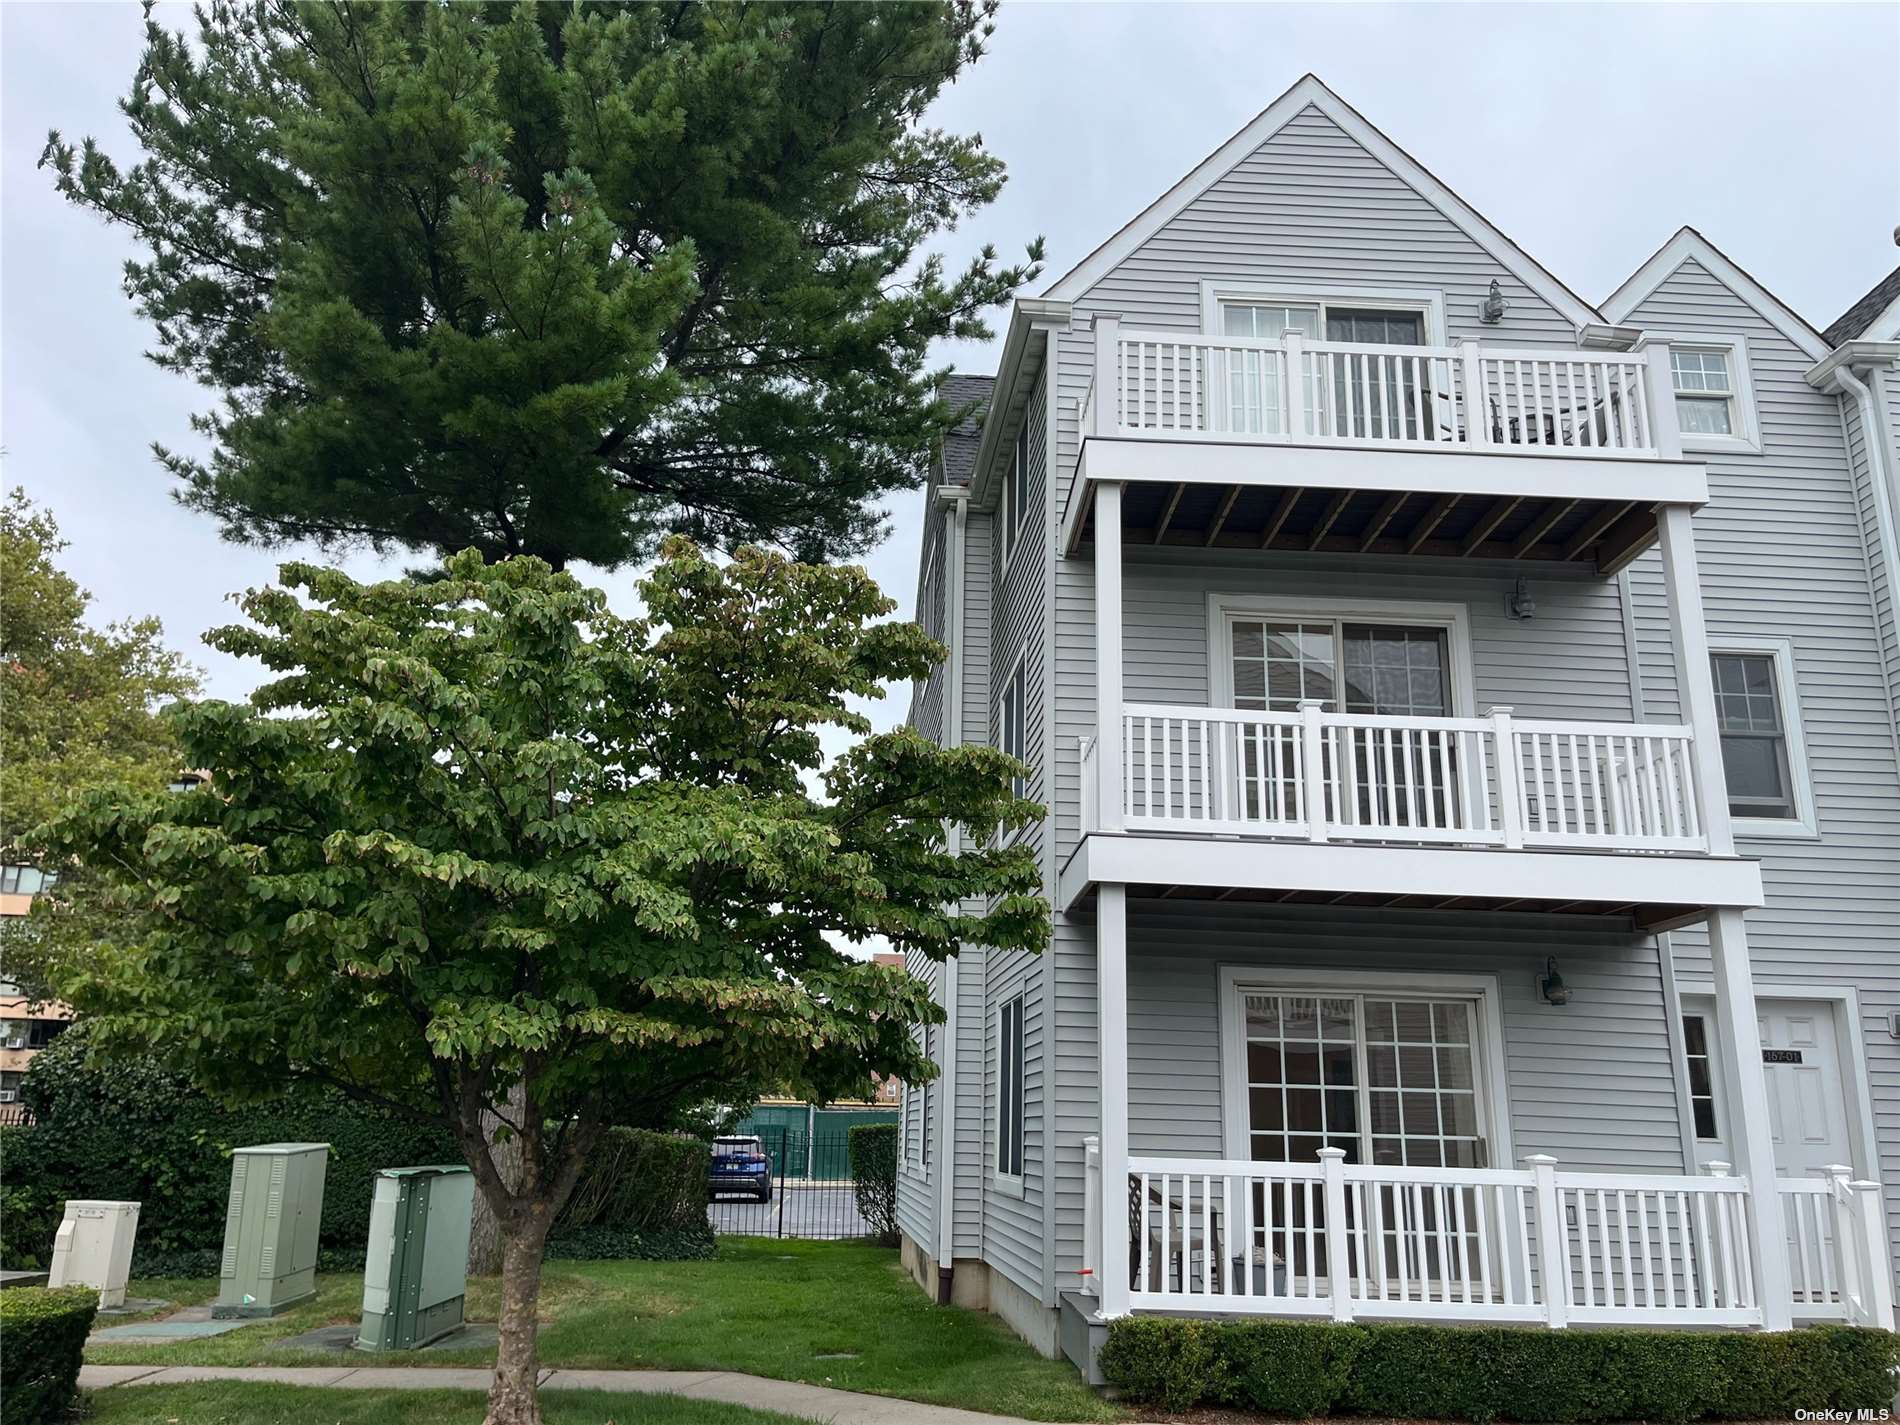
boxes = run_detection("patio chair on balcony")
[1129,1174,1225,1294]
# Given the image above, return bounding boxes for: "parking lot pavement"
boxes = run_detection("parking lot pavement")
[706,1181,869,1240]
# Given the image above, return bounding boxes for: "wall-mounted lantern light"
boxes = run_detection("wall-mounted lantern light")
[1538,957,1570,1006]
[1508,577,1536,621]
[1479,279,1510,325]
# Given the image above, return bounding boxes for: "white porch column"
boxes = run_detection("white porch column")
[1095,482,1125,832]
[1097,883,1131,1318]
[1705,908,1792,1328]
[1655,503,1735,857]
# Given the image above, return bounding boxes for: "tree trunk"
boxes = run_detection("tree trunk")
[468,1083,529,1276]
[484,1213,551,1425]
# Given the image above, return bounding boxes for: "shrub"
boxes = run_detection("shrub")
[0,1285,97,1425]
[1,1026,457,1269]
[557,1127,708,1235]
[1099,1316,1900,1422]
[545,1223,717,1262]
[847,1122,897,1246]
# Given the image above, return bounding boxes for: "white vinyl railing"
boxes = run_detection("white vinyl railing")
[1110,703,1707,853]
[1781,1169,1897,1328]
[1107,1153,1848,1329]
[1097,329,1665,458]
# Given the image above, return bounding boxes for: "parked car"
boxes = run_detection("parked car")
[709,1135,772,1201]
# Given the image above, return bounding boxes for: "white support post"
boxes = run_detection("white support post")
[1489,706,1525,849]
[1093,315,1121,437]
[1098,884,1131,1320]
[1096,482,1125,832]
[1656,504,1736,857]
[1848,1178,1897,1329]
[1284,332,1307,440]
[1706,908,1792,1328]
[1461,340,1489,446]
[1825,1165,1866,1323]
[1526,1154,1569,1327]
[1081,1135,1102,1299]
[1644,341,1684,459]
[1299,699,1329,842]
[1318,1147,1353,1321]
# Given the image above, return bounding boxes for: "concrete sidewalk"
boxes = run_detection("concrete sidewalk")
[77,1363,1056,1425]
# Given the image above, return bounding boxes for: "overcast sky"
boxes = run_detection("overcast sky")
[4,1,1897,722]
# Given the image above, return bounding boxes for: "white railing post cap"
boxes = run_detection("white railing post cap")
[1092,312,1122,330]
[1315,1146,1347,1159]
[1705,1160,1731,1176]
[1486,705,1516,717]
[1521,1153,1558,1165]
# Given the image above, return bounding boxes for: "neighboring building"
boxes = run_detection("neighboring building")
[896,75,1899,1374]
[0,865,71,1105]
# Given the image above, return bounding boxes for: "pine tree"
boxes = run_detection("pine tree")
[43,1,1038,569]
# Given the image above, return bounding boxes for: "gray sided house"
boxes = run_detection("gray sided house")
[897,75,1900,1375]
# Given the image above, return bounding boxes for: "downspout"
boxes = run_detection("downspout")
[1829,365,1900,767]
[935,494,968,1303]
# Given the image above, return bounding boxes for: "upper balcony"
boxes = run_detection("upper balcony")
[1065,323,1709,575]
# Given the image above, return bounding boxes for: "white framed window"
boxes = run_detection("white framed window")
[996,655,1027,797]
[1199,281,1448,346]
[1217,967,1513,1171]
[1648,332,1761,453]
[996,421,1031,571]
[1680,1013,1722,1143]
[1708,638,1816,838]
[1209,595,1477,717]
[995,993,1026,1185]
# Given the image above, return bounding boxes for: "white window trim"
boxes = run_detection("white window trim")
[900,1022,931,1181]
[1643,330,1763,455]
[995,419,1030,576]
[1708,635,1817,839]
[1198,280,1449,346]
[1206,594,1478,717]
[1678,1006,1727,1148]
[1216,965,1515,1171]
[993,650,1030,849]
[992,992,1027,1195]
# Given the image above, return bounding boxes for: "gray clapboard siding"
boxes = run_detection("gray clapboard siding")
[896,953,942,1252]
[909,503,949,743]
[1621,256,1900,1291]
[1040,101,1645,1316]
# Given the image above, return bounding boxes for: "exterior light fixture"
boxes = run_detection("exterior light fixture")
[1538,957,1570,1006]
[1508,577,1536,621]
[1479,279,1510,324]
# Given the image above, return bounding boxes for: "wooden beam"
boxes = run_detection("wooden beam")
[1154,483,1186,543]
[1595,504,1660,575]
[1459,496,1521,556]
[1205,485,1242,545]
[1261,488,1302,547]
[1559,500,1637,562]
[1404,494,1459,553]
[1508,498,1576,558]
[1358,492,1408,551]
[1308,490,1353,549]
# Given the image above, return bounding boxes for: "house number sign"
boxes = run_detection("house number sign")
[1762,1048,1803,1064]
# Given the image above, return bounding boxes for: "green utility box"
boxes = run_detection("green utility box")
[213,1142,330,1319]
[356,1165,475,1351]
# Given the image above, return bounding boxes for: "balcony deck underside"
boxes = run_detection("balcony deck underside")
[1066,439,1709,574]
[1058,833,1764,931]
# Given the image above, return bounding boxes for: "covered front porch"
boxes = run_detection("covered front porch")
[1076,892,1895,1338]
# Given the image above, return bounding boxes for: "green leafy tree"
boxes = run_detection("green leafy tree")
[32,544,1045,1425]
[0,489,199,853]
[42,0,1040,569]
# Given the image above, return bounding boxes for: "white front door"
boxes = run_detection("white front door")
[1757,998,1853,1180]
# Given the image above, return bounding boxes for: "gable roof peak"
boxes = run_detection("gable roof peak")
[1040,75,1601,328]
[1601,227,1829,361]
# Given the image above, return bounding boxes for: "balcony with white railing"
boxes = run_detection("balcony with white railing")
[1097,703,1707,854]
[1077,1145,1894,1330]
[1064,322,1710,572]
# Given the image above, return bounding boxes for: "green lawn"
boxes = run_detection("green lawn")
[86,1238,1121,1422]
[84,1383,816,1425]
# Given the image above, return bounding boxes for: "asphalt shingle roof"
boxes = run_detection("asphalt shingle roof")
[1823,263,1900,346]
[936,373,994,487]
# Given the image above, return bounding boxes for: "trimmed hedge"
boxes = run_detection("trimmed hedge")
[848,1122,898,1246]
[2,1028,456,1270]
[1098,1317,1900,1423]
[546,1223,717,1261]
[557,1127,708,1235]
[0,1285,98,1425]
